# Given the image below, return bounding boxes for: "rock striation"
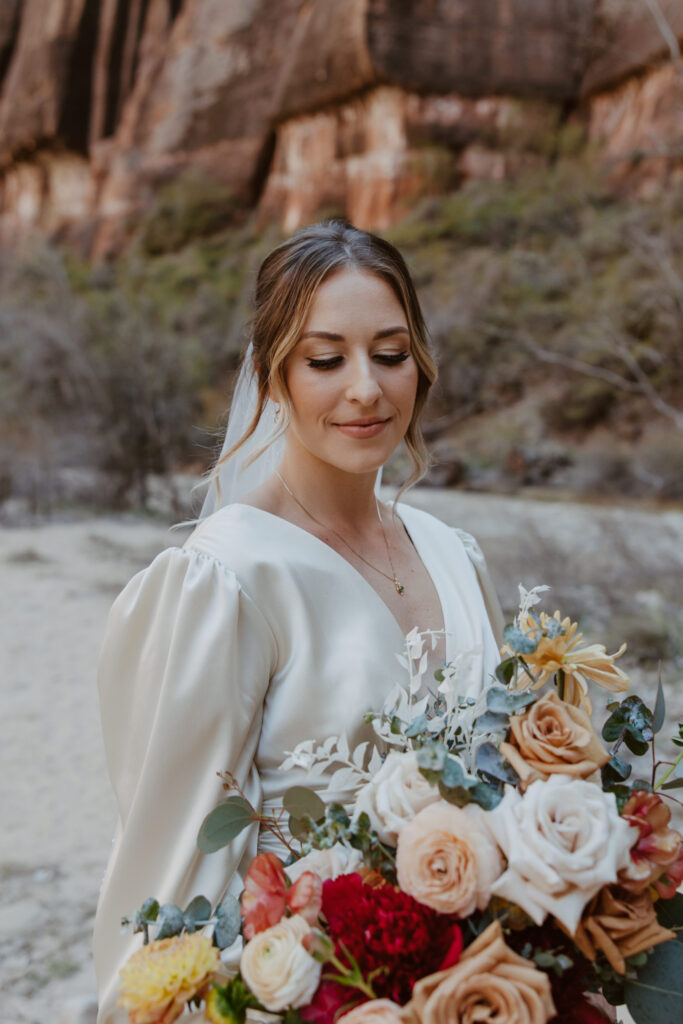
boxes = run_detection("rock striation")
[0,0,681,256]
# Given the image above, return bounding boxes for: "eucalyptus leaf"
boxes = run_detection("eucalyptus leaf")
[475,710,511,733]
[214,896,241,949]
[438,782,473,807]
[495,657,517,686]
[406,714,429,738]
[416,742,447,781]
[469,781,502,810]
[288,814,309,839]
[660,777,683,791]
[653,678,666,735]
[602,754,632,787]
[503,625,538,655]
[624,936,683,1022]
[140,897,159,922]
[476,743,520,786]
[283,786,325,822]
[183,895,211,933]
[624,732,649,757]
[440,756,469,789]
[655,892,683,940]
[156,903,185,940]
[197,796,254,854]
[487,687,536,715]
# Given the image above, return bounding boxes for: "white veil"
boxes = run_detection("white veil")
[199,342,285,517]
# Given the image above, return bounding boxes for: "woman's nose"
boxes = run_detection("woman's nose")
[345,356,382,405]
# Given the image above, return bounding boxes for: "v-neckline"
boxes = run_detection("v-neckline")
[231,502,447,652]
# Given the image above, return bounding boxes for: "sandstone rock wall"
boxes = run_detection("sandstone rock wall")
[0,0,681,256]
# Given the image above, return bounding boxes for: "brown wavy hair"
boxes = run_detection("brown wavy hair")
[212,219,437,497]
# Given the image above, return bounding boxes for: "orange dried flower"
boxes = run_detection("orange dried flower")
[570,885,675,975]
[506,612,630,714]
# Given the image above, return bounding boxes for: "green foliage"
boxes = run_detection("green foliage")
[208,976,263,1023]
[625,938,683,1023]
[197,796,254,854]
[602,696,654,756]
[139,171,238,256]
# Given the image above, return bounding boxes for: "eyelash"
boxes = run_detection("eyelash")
[306,352,410,370]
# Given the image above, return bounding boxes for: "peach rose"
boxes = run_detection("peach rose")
[500,691,609,787]
[240,914,321,1011]
[396,801,503,916]
[404,920,556,1024]
[338,999,404,1024]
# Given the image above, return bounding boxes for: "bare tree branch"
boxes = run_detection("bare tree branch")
[514,329,683,433]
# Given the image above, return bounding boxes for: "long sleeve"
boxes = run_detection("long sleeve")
[93,547,276,1024]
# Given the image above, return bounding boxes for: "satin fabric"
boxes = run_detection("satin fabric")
[93,503,504,1023]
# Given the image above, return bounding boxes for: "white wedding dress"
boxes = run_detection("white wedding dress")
[93,501,504,1024]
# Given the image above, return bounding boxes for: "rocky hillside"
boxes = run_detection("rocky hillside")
[0,0,681,257]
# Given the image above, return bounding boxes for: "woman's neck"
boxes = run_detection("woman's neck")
[276,451,381,533]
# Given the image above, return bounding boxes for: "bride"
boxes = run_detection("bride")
[93,220,504,1023]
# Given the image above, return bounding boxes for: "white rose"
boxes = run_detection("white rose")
[354,750,440,845]
[240,914,321,1011]
[485,776,637,934]
[286,844,363,884]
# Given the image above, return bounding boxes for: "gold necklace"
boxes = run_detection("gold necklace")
[276,471,406,596]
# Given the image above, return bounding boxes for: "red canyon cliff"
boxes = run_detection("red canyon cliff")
[0,0,681,257]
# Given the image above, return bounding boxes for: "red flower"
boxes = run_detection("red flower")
[551,966,613,1024]
[302,873,462,1020]
[554,1000,612,1024]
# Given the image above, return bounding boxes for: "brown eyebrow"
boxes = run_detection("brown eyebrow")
[300,326,410,341]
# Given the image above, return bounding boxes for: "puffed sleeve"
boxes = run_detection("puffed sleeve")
[453,527,505,646]
[93,547,275,1024]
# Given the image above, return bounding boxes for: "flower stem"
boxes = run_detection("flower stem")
[655,749,683,790]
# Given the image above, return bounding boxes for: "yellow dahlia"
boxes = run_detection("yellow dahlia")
[507,611,630,714]
[118,933,220,1024]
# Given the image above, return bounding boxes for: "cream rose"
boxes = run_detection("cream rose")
[404,920,555,1024]
[354,750,440,845]
[338,999,404,1024]
[500,691,609,787]
[485,776,637,934]
[396,800,504,916]
[286,843,363,884]
[240,914,321,1011]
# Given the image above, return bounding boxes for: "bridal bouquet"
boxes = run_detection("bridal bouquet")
[119,587,683,1024]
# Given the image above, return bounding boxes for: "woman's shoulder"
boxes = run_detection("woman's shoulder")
[184,502,288,560]
[395,500,483,555]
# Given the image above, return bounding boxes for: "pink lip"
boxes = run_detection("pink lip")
[334,418,390,438]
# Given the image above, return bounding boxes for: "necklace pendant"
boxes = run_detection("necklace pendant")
[394,579,406,596]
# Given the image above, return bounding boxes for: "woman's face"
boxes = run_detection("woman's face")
[282,268,419,476]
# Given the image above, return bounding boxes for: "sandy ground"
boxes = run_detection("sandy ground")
[2,490,682,1024]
